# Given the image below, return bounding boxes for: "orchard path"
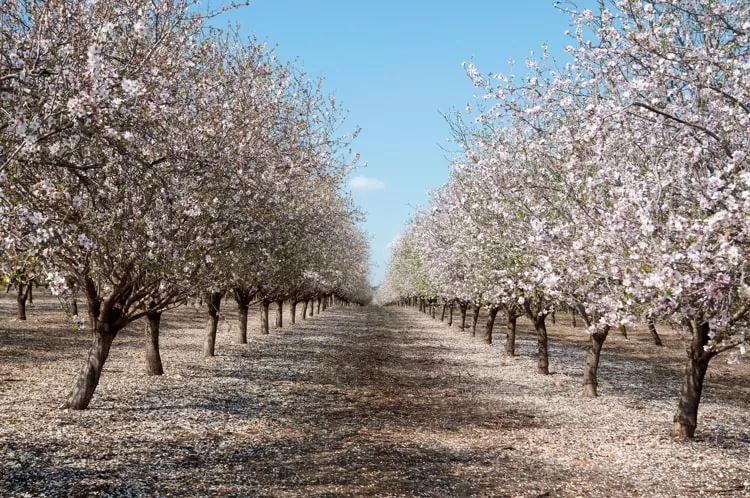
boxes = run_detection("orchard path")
[2,301,750,497]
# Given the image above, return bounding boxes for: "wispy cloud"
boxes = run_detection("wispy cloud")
[349,176,385,191]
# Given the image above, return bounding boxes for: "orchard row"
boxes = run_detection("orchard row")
[377,0,750,440]
[1,1,371,409]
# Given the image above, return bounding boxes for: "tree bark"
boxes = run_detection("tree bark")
[533,316,550,375]
[471,305,480,337]
[260,299,270,334]
[203,291,222,357]
[302,300,308,320]
[484,306,499,345]
[648,317,663,346]
[275,300,283,328]
[550,311,555,325]
[71,298,78,317]
[448,304,454,327]
[459,302,468,331]
[290,301,297,324]
[505,312,518,357]
[571,307,577,328]
[316,298,321,314]
[440,304,446,322]
[672,321,715,439]
[63,315,122,409]
[145,311,164,376]
[237,304,249,344]
[16,284,28,320]
[582,327,609,397]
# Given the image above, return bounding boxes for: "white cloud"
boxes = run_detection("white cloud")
[349,176,385,191]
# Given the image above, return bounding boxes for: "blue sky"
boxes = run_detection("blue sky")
[226,1,577,284]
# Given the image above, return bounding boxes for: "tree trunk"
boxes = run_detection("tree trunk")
[16,284,28,320]
[550,311,555,325]
[440,304,446,322]
[571,307,577,328]
[471,305,480,337]
[648,317,663,346]
[145,311,164,376]
[505,312,518,357]
[275,300,283,328]
[317,298,321,314]
[484,306,499,345]
[322,296,328,312]
[459,302,468,331]
[62,317,121,409]
[27,283,33,304]
[237,304,249,344]
[672,321,714,440]
[260,299,270,334]
[582,327,609,397]
[618,324,628,338]
[290,301,297,324]
[302,300,308,320]
[448,304,454,327]
[71,298,78,317]
[534,316,550,375]
[203,291,222,357]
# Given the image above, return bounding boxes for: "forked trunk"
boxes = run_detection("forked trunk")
[484,306,499,345]
[145,312,164,376]
[533,316,550,375]
[290,301,297,324]
[260,299,270,334]
[582,327,609,397]
[16,284,28,320]
[237,304,249,344]
[440,304,446,322]
[302,300,308,320]
[63,316,122,409]
[672,321,714,440]
[505,313,517,356]
[275,300,283,328]
[648,317,663,346]
[471,305,480,337]
[203,291,222,357]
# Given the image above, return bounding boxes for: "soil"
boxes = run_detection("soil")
[1,292,749,497]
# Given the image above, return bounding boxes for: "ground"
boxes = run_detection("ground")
[1,293,749,497]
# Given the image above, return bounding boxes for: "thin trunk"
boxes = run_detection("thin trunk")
[16,284,28,320]
[448,304,454,327]
[471,305,480,337]
[648,317,663,346]
[27,283,33,304]
[582,327,609,397]
[291,301,297,324]
[316,298,321,314]
[275,300,283,328]
[484,306,499,345]
[322,296,328,312]
[145,312,164,376]
[237,304,249,344]
[203,291,222,357]
[63,316,121,409]
[302,300,308,320]
[71,298,78,317]
[505,313,517,356]
[260,299,270,334]
[440,304,446,322]
[672,321,714,440]
[571,307,577,328]
[618,324,628,338]
[459,303,468,331]
[534,316,550,375]
[550,311,555,325]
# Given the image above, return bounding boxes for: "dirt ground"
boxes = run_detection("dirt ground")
[1,292,749,497]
